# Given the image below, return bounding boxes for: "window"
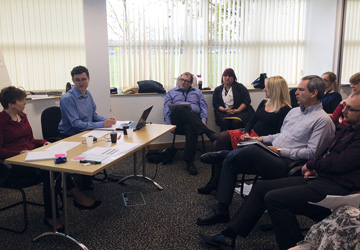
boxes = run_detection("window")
[340,0,360,84]
[107,0,306,90]
[0,0,86,91]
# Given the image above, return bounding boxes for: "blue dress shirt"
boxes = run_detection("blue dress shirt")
[59,87,106,136]
[262,103,335,160]
[163,86,208,124]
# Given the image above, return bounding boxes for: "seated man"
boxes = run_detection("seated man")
[197,75,335,225]
[199,91,360,250]
[59,65,116,137]
[163,72,217,175]
[59,65,116,190]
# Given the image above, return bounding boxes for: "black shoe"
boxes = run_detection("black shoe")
[200,151,227,164]
[44,218,64,233]
[198,180,218,194]
[187,164,198,175]
[199,232,235,250]
[197,209,230,226]
[73,200,102,210]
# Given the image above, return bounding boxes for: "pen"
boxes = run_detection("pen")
[80,160,101,164]
[117,134,121,140]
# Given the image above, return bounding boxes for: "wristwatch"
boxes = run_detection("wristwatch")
[277,148,282,156]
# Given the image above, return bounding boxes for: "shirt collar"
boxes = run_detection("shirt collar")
[72,87,88,99]
[300,103,322,114]
[175,85,195,92]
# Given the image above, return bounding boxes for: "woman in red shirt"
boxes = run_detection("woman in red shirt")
[0,86,101,232]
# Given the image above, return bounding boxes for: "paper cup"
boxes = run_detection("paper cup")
[127,128,134,138]
[86,136,94,147]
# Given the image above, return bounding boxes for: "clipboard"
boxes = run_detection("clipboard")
[237,139,280,157]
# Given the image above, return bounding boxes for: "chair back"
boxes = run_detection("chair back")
[41,106,62,142]
[290,88,299,108]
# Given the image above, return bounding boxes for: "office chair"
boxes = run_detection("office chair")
[41,106,62,143]
[170,127,206,161]
[0,162,43,234]
[236,159,306,199]
[290,88,299,108]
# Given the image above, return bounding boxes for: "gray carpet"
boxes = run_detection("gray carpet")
[0,151,315,250]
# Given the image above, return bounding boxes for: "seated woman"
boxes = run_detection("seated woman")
[213,68,255,131]
[332,72,360,126]
[198,76,291,194]
[0,86,101,232]
[289,206,360,250]
[320,72,342,114]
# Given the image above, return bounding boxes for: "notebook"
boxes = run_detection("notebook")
[116,106,153,131]
[167,103,192,111]
[237,139,280,157]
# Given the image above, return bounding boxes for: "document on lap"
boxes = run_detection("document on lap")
[237,139,280,157]
[309,194,360,210]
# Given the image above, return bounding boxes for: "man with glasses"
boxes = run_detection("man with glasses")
[199,91,360,250]
[59,65,116,137]
[59,66,116,190]
[163,72,217,175]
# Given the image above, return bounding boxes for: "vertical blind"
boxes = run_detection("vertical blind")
[0,0,86,91]
[341,0,360,84]
[107,0,305,90]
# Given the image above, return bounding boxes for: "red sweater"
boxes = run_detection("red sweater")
[0,110,46,159]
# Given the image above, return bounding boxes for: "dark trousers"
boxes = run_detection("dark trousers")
[228,177,351,250]
[170,106,214,162]
[215,145,290,206]
[7,165,76,219]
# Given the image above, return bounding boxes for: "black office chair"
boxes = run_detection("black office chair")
[0,162,43,234]
[170,127,206,161]
[236,159,306,199]
[290,88,299,108]
[41,106,63,143]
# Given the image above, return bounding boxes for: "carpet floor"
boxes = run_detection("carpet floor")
[0,151,315,250]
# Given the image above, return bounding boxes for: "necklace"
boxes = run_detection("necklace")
[325,88,332,95]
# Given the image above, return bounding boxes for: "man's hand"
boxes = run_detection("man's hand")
[108,117,116,125]
[103,118,115,128]
[267,146,278,153]
[202,121,207,125]
[301,164,318,179]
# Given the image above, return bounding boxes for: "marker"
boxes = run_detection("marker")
[117,134,121,140]
[80,160,101,164]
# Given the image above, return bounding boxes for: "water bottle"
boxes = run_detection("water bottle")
[197,74,203,90]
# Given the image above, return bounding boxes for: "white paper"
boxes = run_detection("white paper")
[81,130,111,138]
[235,184,253,196]
[45,141,81,152]
[25,151,56,161]
[309,194,360,210]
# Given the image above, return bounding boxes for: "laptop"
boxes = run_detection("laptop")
[116,106,153,131]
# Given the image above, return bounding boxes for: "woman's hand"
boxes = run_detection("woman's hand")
[44,142,51,146]
[240,133,249,140]
[20,150,29,154]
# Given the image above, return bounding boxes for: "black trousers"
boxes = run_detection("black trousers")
[215,145,291,206]
[170,106,213,162]
[228,176,352,250]
[7,165,76,219]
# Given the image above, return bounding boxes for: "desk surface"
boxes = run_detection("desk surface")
[5,124,175,176]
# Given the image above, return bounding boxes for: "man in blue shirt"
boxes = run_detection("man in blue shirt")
[59,66,116,137]
[164,72,217,175]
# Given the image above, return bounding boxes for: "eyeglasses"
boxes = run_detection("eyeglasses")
[180,78,192,84]
[73,78,88,83]
[342,103,360,112]
[350,82,360,86]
